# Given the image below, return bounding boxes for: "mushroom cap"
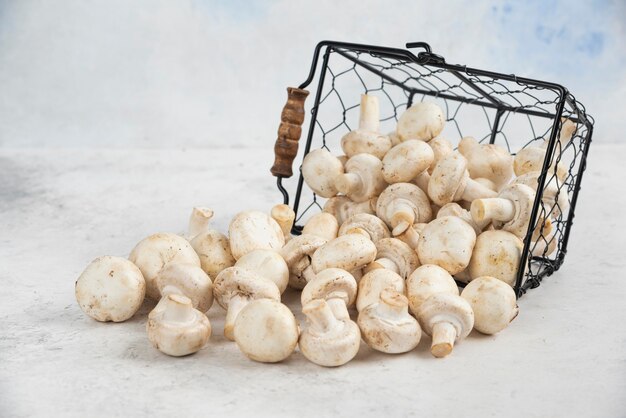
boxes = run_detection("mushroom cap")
[190,230,236,279]
[302,149,344,198]
[406,264,459,318]
[311,234,377,273]
[213,266,281,310]
[396,102,445,142]
[75,256,146,322]
[302,212,339,241]
[228,211,285,260]
[357,289,421,354]
[356,268,405,312]
[155,263,214,312]
[428,153,469,206]
[146,294,211,357]
[234,299,299,363]
[458,136,513,188]
[376,183,432,232]
[417,216,477,275]
[382,140,434,183]
[468,230,524,286]
[235,249,289,294]
[279,234,327,289]
[338,213,390,243]
[514,145,568,182]
[493,184,536,237]
[335,153,387,203]
[301,268,357,308]
[129,232,200,300]
[418,293,474,339]
[427,136,453,173]
[299,299,361,367]
[461,276,518,335]
[372,238,420,279]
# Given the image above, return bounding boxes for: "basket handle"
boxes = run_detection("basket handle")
[270,87,310,178]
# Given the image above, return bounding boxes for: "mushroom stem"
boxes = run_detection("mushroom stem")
[430,322,458,358]
[471,198,515,223]
[271,204,295,240]
[326,298,351,321]
[335,173,363,195]
[390,200,416,236]
[359,94,380,132]
[303,299,340,334]
[161,294,195,323]
[188,207,215,239]
[461,179,498,202]
[224,294,249,341]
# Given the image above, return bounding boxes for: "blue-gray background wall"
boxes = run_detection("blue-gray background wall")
[0,0,623,148]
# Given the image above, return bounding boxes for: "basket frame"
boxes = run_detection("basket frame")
[275,41,594,298]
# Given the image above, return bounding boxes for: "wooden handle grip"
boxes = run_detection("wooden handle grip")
[270,87,309,178]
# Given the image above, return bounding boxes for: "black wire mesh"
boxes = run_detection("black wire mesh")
[278,42,593,298]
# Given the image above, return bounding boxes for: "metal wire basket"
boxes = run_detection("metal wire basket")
[270,41,593,298]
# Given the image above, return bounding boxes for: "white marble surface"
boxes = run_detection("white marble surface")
[1,145,625,417]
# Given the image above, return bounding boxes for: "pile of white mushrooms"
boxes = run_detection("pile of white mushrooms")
[75,94,574,365]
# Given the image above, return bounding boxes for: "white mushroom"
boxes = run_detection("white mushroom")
[301,268,357,321]
[279,234,327,290]
[213,266,281,341]
[299,299,361,367]
[338,213,390,243]
[406,264,459,318]
[302,212,339,241]
[417,216,477,275]
[146,294,211,357]
[129,232,201,300]
[514,119,576,182]
[311,234,377,274]
[271,204,295,241]
[228,211,285,260]
[341,94,392,159]
[461,276,519,335]
[396,102,445,142]
[235,249,290,294]
[470,183,536,239]
[382,139,434,184]
[233,299,299,363]
[190,230,236,280]
[365,238,419,279]
[468,230,524,287]
[358,289,421,354]
[395,222,427,252]
[334,153,387,203]
[376,183,432,236]
[323,195,377,225]
[458,136,514,189]
[428,152,498,206]
[155,263,213,312]
[356,268,405,312]
[301,149,344,198]
[418,293,474,358]
[75,256,146,322]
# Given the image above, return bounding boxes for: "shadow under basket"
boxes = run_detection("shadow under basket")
[269,40,594,298]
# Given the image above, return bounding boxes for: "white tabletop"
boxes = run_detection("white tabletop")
[1,145,624,417]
